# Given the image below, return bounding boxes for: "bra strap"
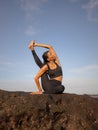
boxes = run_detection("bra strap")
[46,63,50,69]
[54,61,58,66]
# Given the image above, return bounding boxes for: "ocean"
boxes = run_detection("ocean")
[90,95,98,98]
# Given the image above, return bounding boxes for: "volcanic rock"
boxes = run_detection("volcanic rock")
[0,89,98,130]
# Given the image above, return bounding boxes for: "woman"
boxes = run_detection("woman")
[28,40,65,94]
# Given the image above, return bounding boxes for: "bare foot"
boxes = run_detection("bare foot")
[30,91,43,95]
[28,40,35,50]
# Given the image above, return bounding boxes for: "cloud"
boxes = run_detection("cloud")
[0,58,31,72]
[0,80,36,92]
[63,77,98,94]
[82,0,98,22]
[20,0,48,15]
[69,0,98,22]
[0,58,17,71]
[19,0,48,36]
[69,64,98,73]
[69,0,78,3]
[25,25,37,36]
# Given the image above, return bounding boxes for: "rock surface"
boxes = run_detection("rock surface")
[0,89,98,130]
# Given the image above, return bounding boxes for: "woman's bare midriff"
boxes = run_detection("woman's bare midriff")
[50,76,62,82]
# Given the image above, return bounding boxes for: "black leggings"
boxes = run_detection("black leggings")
[32,50,65,94]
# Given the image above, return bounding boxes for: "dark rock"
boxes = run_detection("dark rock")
[0,89,98,130]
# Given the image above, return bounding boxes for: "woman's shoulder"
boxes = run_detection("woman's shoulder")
[55,60,61,67]
[41,64,49,70]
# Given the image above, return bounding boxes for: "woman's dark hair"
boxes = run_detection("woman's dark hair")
[42,51,49,63]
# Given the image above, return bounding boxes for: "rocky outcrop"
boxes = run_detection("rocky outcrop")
[0,89,98,130]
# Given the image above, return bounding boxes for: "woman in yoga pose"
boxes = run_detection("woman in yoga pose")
[28,40,65,94]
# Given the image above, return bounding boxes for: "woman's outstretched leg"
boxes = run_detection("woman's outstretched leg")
[28,40,43,68]
[32,50,43,68]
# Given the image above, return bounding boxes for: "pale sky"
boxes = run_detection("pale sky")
[0,0,98,94]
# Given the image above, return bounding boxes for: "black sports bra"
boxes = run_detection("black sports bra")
[47,62,63,78]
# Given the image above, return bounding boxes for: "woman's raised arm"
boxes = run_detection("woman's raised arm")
[35,42,60,64]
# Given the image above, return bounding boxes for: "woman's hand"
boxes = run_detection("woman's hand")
[28,40,35,50]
